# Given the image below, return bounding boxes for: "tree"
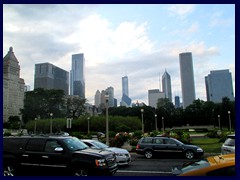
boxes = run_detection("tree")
[66,96,86,119]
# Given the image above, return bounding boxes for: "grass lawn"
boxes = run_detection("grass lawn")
[191,138,222,153]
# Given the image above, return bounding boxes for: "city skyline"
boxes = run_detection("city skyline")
[3,4,235,105]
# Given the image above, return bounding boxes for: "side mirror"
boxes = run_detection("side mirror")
[54,147,64,152]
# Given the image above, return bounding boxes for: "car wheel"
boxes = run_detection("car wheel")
[185,150,194,159]
[144,150,153,159]
[4,164,16,176]
[73,167,89,176]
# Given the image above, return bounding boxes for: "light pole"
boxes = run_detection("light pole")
[218,115,221,130]
[141,109,144,135]
[105,94,109,146]
[34,118,37,134]
[228,111,231,131]
[162,117,165,133]
[50,113,53,134]
[155,114,158,131]
[87,117,90,134]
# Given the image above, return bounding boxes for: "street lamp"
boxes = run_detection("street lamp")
[50,113,53,134]
[141,109,144,135]
[87,117,90,134]
[228,111,231,131]
[34,118,37,134]
[162,117,165,133]
[155,114,158,131]
[105,94,109,146]
[218,115,221,130]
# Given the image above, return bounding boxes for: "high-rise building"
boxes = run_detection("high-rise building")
[94,90,101,108]
[162,70,172,102]
[3,47,25,122]
[174,96,180,108]
[148,89,165,108]
[70,53,85,98]
[106,87,114,107]
[121,75,131,107]
[179,52,196,108]
[205,69,234,103]
[34,63,69,95]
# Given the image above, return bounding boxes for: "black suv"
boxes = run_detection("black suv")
[136,136,204,159]
[3,135,118,176]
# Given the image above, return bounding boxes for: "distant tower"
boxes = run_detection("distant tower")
[174,96,180,108]
[94,90,101,108]
[70,53,85,98]
[205,69,234,103]
[162,70,172,102]
[121,75,131,107]
[148,89,165,108]
[106,87,114,107]
[179,52,196,108]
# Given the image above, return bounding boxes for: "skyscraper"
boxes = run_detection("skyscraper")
[205,69,234,103]
[34,63,69,95]
[70,53,85,98]
[106,87,114,107]
[148,89,165,108]
[121,75,131,107]
[94,90,101,108]
[3,47,25,122]
[179,52,196,108]
[162,70,172,102]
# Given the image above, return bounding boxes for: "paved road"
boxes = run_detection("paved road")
[115,153,193,176]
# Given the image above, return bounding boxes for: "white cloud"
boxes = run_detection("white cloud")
[168,4,195,18]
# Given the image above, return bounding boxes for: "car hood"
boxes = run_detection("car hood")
[184,144,201,149]
[78,147,114,157]
[106,147,129,154]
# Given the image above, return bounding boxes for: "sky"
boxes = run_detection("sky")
[3,4,235,105]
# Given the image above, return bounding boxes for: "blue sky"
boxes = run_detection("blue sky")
[3,4,235,105]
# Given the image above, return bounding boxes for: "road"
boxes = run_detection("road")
[115,153,194,176]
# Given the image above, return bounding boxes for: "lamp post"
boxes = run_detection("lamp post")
[162,117,164,133]
[105,94,109,146]
[34,118,37,134]
[50,113,53,134]
[87,117,90,134]
[228,111,231,131]
[155,114,158,131]
[218,115,221,130]
[141,109,144,135]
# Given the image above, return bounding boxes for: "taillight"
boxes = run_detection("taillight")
[136,144,140,149]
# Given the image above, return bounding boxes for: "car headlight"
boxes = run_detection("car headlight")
[115,153,125,157]
[95,159,107,167]
[197,148,203,152]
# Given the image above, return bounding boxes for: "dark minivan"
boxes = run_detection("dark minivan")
[136,136,204,159]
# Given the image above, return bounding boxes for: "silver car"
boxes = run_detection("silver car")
[221,134,235,154]
[82,139,131,166]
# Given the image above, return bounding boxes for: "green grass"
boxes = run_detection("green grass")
[191,138,222,153]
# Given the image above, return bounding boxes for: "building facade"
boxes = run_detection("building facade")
[34,63,69,95]
[70,53,85,98]
[179,52,196,108]
[148,89,165,108]
[3,47,25,122]
[120,75,132,107]
[106,87,115,108]
[205,69,234,103]
[162,70,172,102]
[94,90,101,108]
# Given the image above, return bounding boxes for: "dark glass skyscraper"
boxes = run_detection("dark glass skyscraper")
[162,70,172,102]
[34,62,69,95]
[70,53,85,98]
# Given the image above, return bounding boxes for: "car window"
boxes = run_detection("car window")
[63,137,88,151]
[224,138,235,146]
[165,139,177,145]
[44,140,62,153]
[206,166,235,176]
[142,138,153,144]
[26,139,46,152]
[154,138,163,144]
[181,159,210,174]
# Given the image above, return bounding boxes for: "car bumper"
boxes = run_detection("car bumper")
[93,163,118,176]
[116,156,131,165]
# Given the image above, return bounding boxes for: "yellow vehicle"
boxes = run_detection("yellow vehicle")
[172,154,235,176]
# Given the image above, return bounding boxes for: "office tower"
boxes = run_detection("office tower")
[205,69,234,103]
[121,75,132,107]
[3,47,25,122]
[179,52,196,108]
[148,89,165,108]
[34,63,69,95]
[162,70,172,102]
[70,53,85,98]
[94,90,101,108]
[174,96,180,108]
[106,87,114,107]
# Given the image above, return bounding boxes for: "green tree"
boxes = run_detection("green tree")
[66,96,86,119]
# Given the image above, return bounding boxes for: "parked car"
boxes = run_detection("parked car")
[3,135,118,176]
[82,139,131,166]
[172,154,235,176]
[221,134,235,155]
[136,136,204,159]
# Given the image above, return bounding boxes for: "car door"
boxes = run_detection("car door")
[151,137,166,156]
[164,138,183,157]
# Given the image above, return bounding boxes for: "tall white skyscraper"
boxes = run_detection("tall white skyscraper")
[121,75,131,107]
[70,53,85,98]
[94,90,101,108]
[205,69,234,103]
[106,87,114,107]
[179,52,196,108]
[162,70,172,102]
[148,89,165,108]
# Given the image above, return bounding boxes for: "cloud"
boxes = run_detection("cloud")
[168,4,195,19]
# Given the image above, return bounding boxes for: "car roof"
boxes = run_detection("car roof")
[207,154,235,165]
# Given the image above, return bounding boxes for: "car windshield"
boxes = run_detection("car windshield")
[91,140,109,149]
[180,159,210,174]
[63,137,89,151]
[224,138,235,146]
